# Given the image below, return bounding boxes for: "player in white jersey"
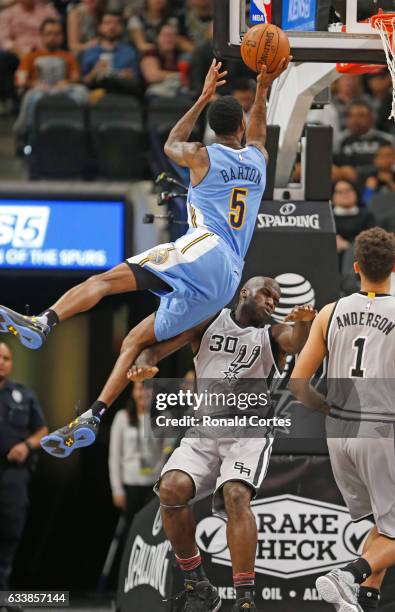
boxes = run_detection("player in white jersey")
[128,276,316,612]
[291,228,395,612]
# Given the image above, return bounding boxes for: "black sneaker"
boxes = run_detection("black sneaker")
[232,597,257,611]
[0,305,49,349]
[40,415,100,458]
[166,580,221,611]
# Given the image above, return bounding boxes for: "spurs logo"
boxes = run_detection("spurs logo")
[234,462,251,476]
[223,345,261,380]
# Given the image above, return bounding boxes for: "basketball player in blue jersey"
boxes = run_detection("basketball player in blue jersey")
[0,56,290,452]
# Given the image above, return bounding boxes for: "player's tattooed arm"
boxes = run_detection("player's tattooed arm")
[127,318,213,381]
[288,303,335,415]
[164,59,227,176]
[272,305,317,356]
[246,56,292,162]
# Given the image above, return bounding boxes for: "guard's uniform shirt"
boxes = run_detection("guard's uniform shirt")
[0,380,45,590]
[0,380,45,459]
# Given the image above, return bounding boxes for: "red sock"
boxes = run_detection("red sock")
[234,571,255,600]
[176,551,206,582]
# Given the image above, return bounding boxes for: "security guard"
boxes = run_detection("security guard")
[0,342,48,598]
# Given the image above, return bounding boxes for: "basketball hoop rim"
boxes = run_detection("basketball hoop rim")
[336,11,395,75]
[370,12,395,36]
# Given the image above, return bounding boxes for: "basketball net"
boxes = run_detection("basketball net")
[371,12,395,121]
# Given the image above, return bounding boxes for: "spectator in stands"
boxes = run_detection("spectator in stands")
[334,100,395,170]
[13,18,88,138]
[128,0,188,53]
[140,22,182,98]
[67,0,104,56]
[332,179,375,266]
[332,74,366,131]
[364,70,392,115]
[81,11,141,96]
[177,0,213,47]
[364,70,395,134]
[203,78,255,144]
[0,0,16,8]
[109,381,170,528]
[360,144,395,205]
[0,0,58,111]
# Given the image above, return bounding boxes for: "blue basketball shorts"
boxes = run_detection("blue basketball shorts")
[126,228,244,342]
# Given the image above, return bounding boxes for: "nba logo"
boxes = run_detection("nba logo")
[250,0,272,24]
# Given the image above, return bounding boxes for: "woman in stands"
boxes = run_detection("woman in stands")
[109,381,170,528]
[140,22,184,98]
[67,0,104,55]
[332,179,376,280]
[128,0,190,54]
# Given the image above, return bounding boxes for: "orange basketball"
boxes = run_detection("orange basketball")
[241,24,290,73]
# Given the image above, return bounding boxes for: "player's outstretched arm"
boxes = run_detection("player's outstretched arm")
[288,304,334,415]
[127,318,213,381]
[272,305,317,356]
[164,59,227,174]
[246,56,292,162]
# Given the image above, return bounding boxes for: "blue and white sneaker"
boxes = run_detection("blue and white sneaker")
[316,569,363,611]
[0,305,49,349]
[40,415,100,459]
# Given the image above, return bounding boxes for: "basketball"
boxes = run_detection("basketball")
[240,24,290,73]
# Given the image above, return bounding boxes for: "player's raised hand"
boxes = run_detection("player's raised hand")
[257,55,292,88]
[201,59,228,101]
[127,365,159,382]
[284,305,317,323]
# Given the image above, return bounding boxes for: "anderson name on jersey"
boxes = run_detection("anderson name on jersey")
[333,309,395,337]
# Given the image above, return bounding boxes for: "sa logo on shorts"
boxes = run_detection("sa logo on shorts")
[148,248,169,265]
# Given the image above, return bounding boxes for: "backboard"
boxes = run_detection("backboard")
[214,0,394,64]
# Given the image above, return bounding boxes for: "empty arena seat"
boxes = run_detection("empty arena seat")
[89,94,147,180]
[147,96,200,144]
[29,94,87,180]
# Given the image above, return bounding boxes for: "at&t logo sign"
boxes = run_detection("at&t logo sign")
[273,272,315,323]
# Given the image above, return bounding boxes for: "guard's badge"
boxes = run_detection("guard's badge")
[12,389,23,403]
[148,248,169,265]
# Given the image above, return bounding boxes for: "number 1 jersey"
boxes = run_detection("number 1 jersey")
[327,292,395,379]
[187,143,267,260]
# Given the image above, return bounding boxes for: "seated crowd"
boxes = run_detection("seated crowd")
[0,0,227,134]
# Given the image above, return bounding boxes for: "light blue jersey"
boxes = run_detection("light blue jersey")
[187,143,267,259]
[127,142,267,342]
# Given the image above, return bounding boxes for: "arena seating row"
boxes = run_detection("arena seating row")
[27,93,199,180]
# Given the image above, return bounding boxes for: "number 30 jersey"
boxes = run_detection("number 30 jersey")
[187,143,266,260]
[194,308,280,381]
[327,292,395,379]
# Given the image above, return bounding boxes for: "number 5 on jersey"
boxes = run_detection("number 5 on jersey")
[229,187,248,229]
